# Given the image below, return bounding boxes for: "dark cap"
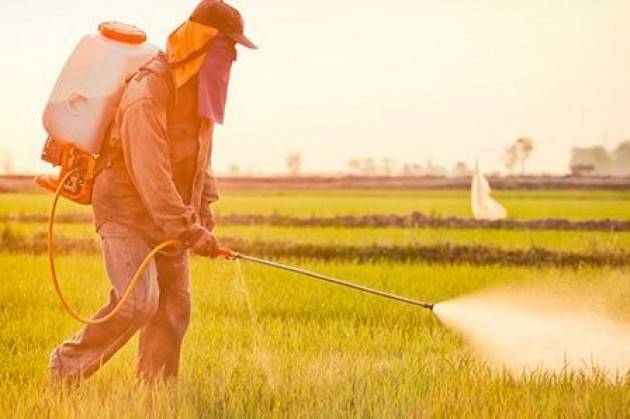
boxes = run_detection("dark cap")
[191,0,257,49]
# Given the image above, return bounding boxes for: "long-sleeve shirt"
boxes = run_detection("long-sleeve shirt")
[93,54,218,246]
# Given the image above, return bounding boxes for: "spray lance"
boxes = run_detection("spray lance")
[219,249,434,311]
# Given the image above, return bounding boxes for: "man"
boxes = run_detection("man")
[49,0,256,383]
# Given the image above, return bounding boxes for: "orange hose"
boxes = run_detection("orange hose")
[48,170,179,325]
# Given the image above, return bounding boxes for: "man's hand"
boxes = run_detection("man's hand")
[199,206,216,232]
[191,230,220,257]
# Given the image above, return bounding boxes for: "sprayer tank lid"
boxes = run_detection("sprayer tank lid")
[98,22,147,44]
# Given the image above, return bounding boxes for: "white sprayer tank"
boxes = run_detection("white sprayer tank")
[43,22,158,154]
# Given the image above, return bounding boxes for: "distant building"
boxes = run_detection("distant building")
[570,142,630,176]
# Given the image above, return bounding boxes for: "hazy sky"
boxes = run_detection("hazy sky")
[1,0,629,174]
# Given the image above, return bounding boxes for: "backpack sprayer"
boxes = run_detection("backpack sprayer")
[41,23,433,326]
[36,22,158,205]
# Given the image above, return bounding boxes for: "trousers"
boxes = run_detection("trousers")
[49,222,191,381]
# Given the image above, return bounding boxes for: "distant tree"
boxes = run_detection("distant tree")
[347,158,380,176]
[347,159,362,175]
[452,161,472,177]
[286,152,302,176]
[228,164,240,176]
[502,144,519,172]
[502,138,534,174]
[382,158,395,176]
[401,163,424,177]
[613,141,630,164]
[0,151,13,174]
[362,158,377,176]
[516,138,534,173]
[424,160,448,177]
[411,163,423,176]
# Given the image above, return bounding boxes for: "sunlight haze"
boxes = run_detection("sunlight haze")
[1,0,629,174]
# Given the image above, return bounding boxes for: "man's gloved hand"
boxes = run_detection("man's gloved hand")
[191,229,220,257]
[199,206,216,232]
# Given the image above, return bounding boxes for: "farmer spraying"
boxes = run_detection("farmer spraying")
[25,0,628,406]
[42,0,433,389]
[49,0,257,384]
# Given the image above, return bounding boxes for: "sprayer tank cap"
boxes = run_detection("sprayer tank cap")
[99,22,147,44]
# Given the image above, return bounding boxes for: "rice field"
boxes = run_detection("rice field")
[1,188,629,417]
[2,188,630,219]
[4,222,630,253]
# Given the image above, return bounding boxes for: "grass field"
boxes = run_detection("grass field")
[5,222,630,253]
[3,188,630,219]
[1,189,630,417]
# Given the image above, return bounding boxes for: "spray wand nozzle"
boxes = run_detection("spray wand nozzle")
[215,248,435,311]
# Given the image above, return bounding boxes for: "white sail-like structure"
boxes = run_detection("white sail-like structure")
[471,163,507,221]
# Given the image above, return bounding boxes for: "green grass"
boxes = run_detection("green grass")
[0,193,88,217]
[215,225,630,254]
[1,254,629,417]
[2,188,630,417]
[5,221,630,254]
[214,189,630,219]
[2,189,630,219]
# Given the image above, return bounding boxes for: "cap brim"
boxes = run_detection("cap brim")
[226,32,258,49]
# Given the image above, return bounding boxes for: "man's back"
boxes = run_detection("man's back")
[93,54,214,244]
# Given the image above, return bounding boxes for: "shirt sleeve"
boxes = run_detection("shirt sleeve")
[119,97,206,245]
